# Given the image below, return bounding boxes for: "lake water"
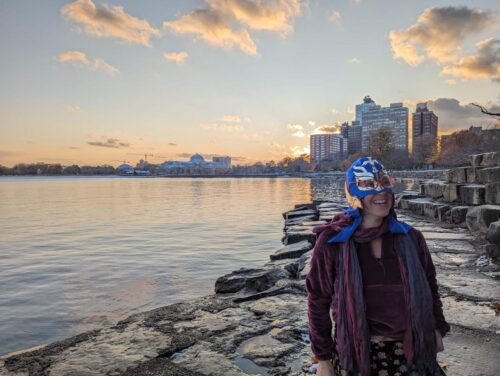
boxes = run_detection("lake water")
[0,176,417,356]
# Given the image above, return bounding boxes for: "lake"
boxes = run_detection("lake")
[0,176,417,356]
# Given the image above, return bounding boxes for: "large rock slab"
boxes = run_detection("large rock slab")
[477,167,500,184]
[448,206,469,225]
[438,271,500,301]
[421,181,446,198]
[485,182,500,204]
[480,151,500,167]
[215,268,290,294]
[486,220,500,247]
[442,184,463,202]
[465,205,500,233]
[270,240,312,261]
[446,167,468,184]
[441,297,500,333]
[282,209,317,221]
[460,184,486,205]
[282,225,316,245]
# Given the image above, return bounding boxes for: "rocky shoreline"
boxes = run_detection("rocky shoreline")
[2,156,500,376]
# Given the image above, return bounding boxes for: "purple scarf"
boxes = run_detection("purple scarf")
[312,213,439,375]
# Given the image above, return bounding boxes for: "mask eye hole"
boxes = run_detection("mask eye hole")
[379,175,393,188]
[357,179,376,189]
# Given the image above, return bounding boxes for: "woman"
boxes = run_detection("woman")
[306,157,449,376]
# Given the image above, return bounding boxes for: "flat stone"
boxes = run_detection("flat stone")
[431,252,476,268]
[427,239,477,254]
[485,182,500,205]
[270,240,312,261]
[437,328,500,376]
[282,209,317,221]
[441,297,500,333]
[466,205,500,233]
[460,184,486,205]
[477,167,500,184]
[171,342,249,376]
[215,268,290,294]
[438,271,500,301]
[236,334,295,360]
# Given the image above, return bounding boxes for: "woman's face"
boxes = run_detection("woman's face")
[361,191,392,219]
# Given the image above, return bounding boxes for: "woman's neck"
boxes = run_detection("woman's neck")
[360,214,384,229]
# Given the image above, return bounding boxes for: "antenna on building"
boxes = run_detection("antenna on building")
[144,153,154,162]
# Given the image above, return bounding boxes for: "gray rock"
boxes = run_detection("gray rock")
[270,240,313,261]
[466,205,500,233]
[480,151,500,167]
[215,268,290,294]
[486,220,500,247]
[459,184,485,205]
[442,184,463,202]
[449,206,469,225]
[421,182,446,198]
[477,167,500,184]
[483,243,500,258]
[282,209,317,221]
[485,182,500,205]
[446,167,468,184]
[441,296,500,333]
[470,154,484,167]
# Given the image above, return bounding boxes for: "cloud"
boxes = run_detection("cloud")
[56,50,119,76]
[220,115,242,123]
[308,120,315,127]
[346,106,354,115]
[287,124,304,137]
[88,137,131,148]
[168,142,178,146]
[67,105,81,112]
[348,57,360,64]
[290,145,309,157]
[68,146,80,149]
[164,51,188,64]
[445,79,457,85]
[163,0,302,55]
[427,97,500,132]
[442,38,500,81]
[200,123,244,131]
[389,6,497,66]
[61,0,160,46]
[329,10,341,25]
[311,124,341,134]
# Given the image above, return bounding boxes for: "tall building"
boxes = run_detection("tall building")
[212,156,231,169]
[310,134,348,163]
[412,103,438,156]
[362,102,409,152]
[340,121,362,155]
[355,95,376,125]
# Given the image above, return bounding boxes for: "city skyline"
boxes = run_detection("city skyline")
[1,1,499,167]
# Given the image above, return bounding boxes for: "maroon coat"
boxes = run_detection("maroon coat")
[306,227,449,361]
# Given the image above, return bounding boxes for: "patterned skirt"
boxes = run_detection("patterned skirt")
[331,339,439,376]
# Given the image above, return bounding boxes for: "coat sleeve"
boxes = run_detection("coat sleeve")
[414,229,450,337]
[305,233,336,360]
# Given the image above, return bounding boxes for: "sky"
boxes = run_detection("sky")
[0,0,499,167]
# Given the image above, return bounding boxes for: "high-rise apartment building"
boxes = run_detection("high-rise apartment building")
[361,102,409,152]
[412,103,438,155]
[310,134,348,163]
[340,121,362,155]
[355,95,376,125]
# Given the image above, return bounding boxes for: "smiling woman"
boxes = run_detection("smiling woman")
[306,157,449,376]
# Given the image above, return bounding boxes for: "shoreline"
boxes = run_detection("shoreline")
[2,196,499,376]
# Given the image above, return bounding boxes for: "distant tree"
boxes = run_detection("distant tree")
[368,127,395,162]
[341,152,365,171]
[0,165,11,175]
[413,134,439,167]
[63,165,81,175]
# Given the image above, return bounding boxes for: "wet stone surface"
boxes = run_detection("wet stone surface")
[1,201,499,376]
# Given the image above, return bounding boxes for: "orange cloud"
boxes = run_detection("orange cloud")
[200,123,244,132]
[55,50,119,76]
[61,0,160,46]
[389,6,497,66]
[442,38,500,81]
[164,51,188,64]
[164,0,302,55]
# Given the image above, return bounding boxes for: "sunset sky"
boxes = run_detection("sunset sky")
[0,0,499,167]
